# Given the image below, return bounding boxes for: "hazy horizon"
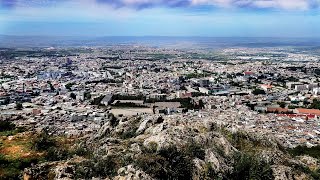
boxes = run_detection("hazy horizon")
[1,35,320,48]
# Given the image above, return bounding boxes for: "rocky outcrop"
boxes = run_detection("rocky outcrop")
[115,165,153,180]
[24,162,57,180]
[272,165,295,180]
[23,114,320,180]
[54,163,75,180]
[297,155,320,171]
[24,161,76,180]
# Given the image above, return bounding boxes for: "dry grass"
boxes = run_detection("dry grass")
[0,132,43,160]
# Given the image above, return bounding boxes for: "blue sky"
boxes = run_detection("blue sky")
[0,0,319,37]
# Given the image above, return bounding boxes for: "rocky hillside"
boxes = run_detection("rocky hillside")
[24,114,320,180]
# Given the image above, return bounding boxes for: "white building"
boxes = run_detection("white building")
[313,87,320,95]
[199,87,210,94]
[294,84,308,92]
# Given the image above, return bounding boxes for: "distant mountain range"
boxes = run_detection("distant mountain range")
[1,35,320,48]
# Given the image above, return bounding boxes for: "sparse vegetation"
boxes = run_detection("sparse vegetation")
[0,154,40,179]
[185,72,212,79]
[135,145,194,180]
[117,127,138,139]
[0,128,41,179]
[74,155,119,179]
[184,142,205,160]
[309,99,320,110]
[0,126,82,179]
[0,121,25,137]
[289,145,320,160]
[32,131,56,151]
[226,152,274,180]
[0,121,16,132]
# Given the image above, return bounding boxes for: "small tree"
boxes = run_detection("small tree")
[0,121,16,132]
[84,92,91,100]
[47,81,55,91]
[109,113,119,127]
[3,97,10,105]
[156,116,164,124]
[65,83,74,91]
[277,102,286,108]
[15,102,23,110]
[199,99,205,109]
[70,93,77,100]
[32,131,56,151]
[252,89,266,95]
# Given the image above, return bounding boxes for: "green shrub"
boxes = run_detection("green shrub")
[109,114,119,127]
[200,163,219,180]
[136,145,194,180]
[184,143,205,160]
[0,122,25,136]
[0,121,16,132]
[32,132,56,151]
[252,89,266,95]
[73,144,93,158]
[0,155,40,179]
[289,145,320,160]
[309,99,320,110]
[45,147,72,161]
[70,93,77,99]
[135,153,167,178]
[149,142,158,152]
[290,163,320,179]
[15,102,23,110]
[156,116,164,124]
[65,83,75,91]
[118,128,138,139]
[226,152,274,180]
[84,92,91,100]
[74,156,119,179]
[32,131,78,161]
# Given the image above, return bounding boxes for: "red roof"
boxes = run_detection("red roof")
[267,107,289,113]
[181,92,192,98]
[244,72,254,75]
[261,84,273,89]
[296,108,320,116]
[277,114,316,119]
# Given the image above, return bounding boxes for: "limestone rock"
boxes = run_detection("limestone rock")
[115,165,153,180]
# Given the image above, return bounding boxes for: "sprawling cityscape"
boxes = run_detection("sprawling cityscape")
[1,44,320,179]
[2,46,320,147]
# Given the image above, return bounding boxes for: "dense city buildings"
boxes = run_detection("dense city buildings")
[1,46,320,147]
[1,45,320,179]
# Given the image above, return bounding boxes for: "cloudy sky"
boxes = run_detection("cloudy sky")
[0,0,319,37]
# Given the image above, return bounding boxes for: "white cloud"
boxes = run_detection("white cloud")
[191,0,317,10]
[252,0,310,10]
[1,0,319,10]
